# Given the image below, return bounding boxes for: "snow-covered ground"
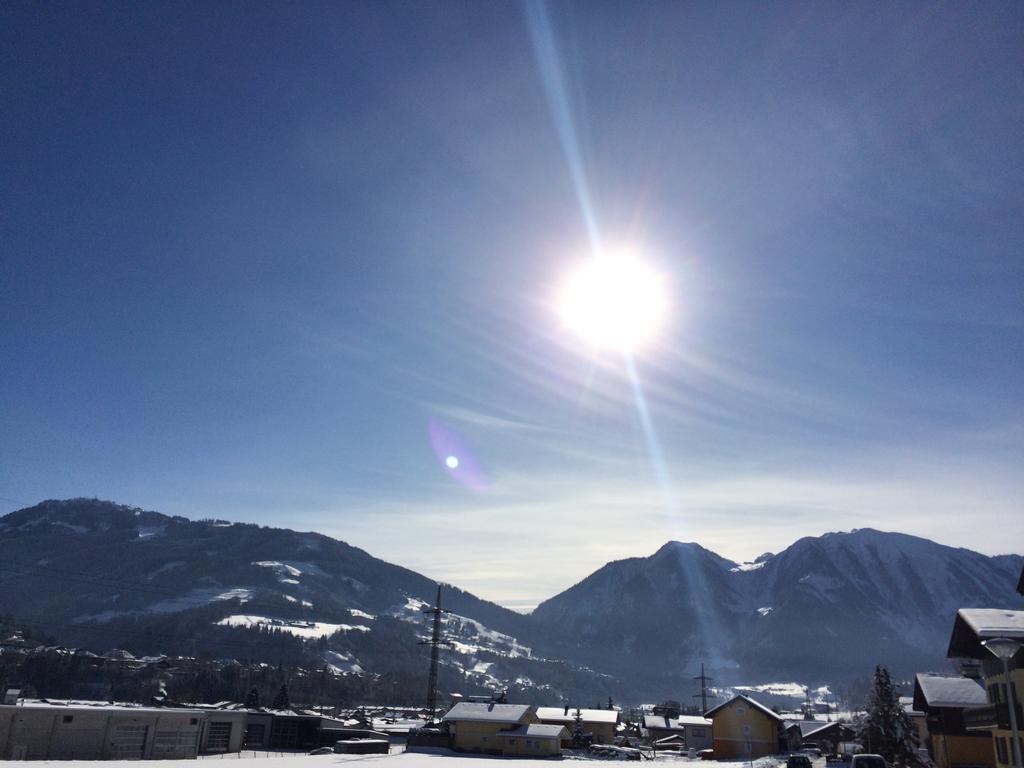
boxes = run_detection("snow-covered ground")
[0,749,790,768]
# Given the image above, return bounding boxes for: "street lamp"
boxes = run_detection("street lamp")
[982,638,1023,768]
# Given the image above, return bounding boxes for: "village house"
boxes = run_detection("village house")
[705,694,785,759]
[946,607,1024,768]
[440,702,538,754]
[644,712,686,743]
[913,673,995,768]
[785,719,855,755]
[537,706,619,745]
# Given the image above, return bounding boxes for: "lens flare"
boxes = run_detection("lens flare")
[429,418,487,491]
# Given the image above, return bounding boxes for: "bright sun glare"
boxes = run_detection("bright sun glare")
[558,252,668,352]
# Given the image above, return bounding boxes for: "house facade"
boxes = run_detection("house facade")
[913,673,995,768]
[537,706,618,745]
[441,702,538,754]
[705,694,784,759]
[677,715,713,750]
[946,607,1024,768]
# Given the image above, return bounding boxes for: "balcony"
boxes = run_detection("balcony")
[963,703,1022,731]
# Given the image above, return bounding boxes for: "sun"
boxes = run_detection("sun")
[558,252,668,352]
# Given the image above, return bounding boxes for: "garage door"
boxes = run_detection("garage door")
[206,721,233,753]
[110,724,148,760]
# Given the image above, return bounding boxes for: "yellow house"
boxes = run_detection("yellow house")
[537,706,619,745]
[440,702,537,754]
[501,723,569,756]
[705,694,784,759]
[946,608,1024,768]
[913,673,995,768]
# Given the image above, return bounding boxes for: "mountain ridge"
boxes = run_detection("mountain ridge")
[3,498,1021,702]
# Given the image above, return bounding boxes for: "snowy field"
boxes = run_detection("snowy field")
[0,751,787,768]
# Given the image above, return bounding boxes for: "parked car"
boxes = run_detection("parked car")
[698,749,715,760]
[788,755,814,768]
[849,754,888,768]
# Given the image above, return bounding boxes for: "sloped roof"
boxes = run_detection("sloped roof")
[536,707,619,724]
[786,720,831,737]
[676,715,712,727]
[441,702,533,724]
[913,674,987,710]
[644,714,685,731]
[946,609,1024,659]
[502,723,569,739]
[705,694,782,722]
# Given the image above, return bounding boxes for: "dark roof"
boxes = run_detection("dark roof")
[501,724,568,740]
[946,609,1024,659]
[441,702,533,724]
[704,694,782,722]
[913,674,987,711]
[786,721,832,737]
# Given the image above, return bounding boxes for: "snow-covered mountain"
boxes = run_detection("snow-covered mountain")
[0,499,608,702]
[2,499,1020,702]
[530,529,1024,689]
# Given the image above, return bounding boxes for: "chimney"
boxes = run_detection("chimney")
[564,704,569,716]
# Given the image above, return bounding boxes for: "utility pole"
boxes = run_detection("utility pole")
[693,663,713,713]
[419,585,450,723]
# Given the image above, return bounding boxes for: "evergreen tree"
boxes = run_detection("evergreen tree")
[861,665,919,766]
[244,687,260,708]
[272,684,290,710]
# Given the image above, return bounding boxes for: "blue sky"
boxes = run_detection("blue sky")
[2,1,1022,609]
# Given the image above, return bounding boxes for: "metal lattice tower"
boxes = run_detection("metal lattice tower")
[419,585,450,722]
[693,663,713,713]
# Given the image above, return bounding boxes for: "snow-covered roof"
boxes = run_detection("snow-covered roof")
[644,714,684,731]
[946,609,1024,659]
[786,720,831,737]
[441,702,533,724]
[913,674,987,710]
[676,715,712,727]
[536,707,619,724]
[8,699,205,715]
[501,724,568,740]
[705,694,782,721]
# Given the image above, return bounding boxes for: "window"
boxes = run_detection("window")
[736,706,746,715]
[745,742,753,754]
[693,728,705,737]
[62,715,73,723]
[743,724,751,735]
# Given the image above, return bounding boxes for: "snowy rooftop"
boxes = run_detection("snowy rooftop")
[502,723,569,739]
[946,608,1024,659]
[441,702,533,723]
[3,698,206,715]
[705,694,782,721]
[536,706,619,724]
[644,714,684,730]
[786,720,832,737]
[913,674,987,710]
[676,715,713,727]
